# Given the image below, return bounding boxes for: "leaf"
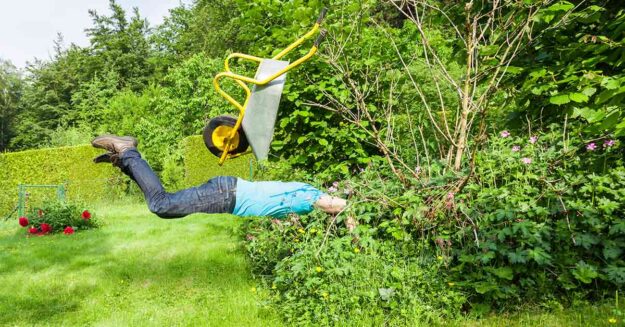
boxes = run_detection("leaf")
[504,66,523,74]
[318,139,328,146]
[547,1,574,12]
[549,94,570,105]
[603,266,625,285]
[572,261,598,284]
[601,77,620,90]
[473,282,497,294]
[489,267,514,280]
[569,93,589,103]
[507,250,528,264]
[378,288,395,301]
[528,247,552,265]
[582,87,597,97]
[603,244,623,260]
[610,221,625,235]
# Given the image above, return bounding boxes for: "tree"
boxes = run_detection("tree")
[0,59,23,151]
[85,0,153,91]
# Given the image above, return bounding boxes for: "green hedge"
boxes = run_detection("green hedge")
[0,145,126,215]
[181,135,255,187]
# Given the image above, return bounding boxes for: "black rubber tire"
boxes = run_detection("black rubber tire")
[203,115,249,158]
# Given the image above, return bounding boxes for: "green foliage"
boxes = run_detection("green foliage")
[24,200,99,234]
[242,127,625,321]
[439,129,624,306]
[0,145,129,216]
[46,125,95,148]
[181,135,254,188]
[510,1,625,138]
[242,211,465,325]
[0,59,22,151]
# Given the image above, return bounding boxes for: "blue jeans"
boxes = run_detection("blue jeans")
[120,149,237,218]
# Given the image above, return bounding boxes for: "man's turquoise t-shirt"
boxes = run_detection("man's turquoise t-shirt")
[233,178,325,218]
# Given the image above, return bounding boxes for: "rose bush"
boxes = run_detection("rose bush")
[18,201,98,235]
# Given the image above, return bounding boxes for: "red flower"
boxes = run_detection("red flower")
[41,223,52,234]
[81,210,91,220]
[18,217,29,227]
[63,226,75,235]
[28,227,39,234]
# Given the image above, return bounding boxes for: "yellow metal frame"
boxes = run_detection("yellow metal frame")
[212,10,327,165]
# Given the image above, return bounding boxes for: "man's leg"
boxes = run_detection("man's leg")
[92,135,236,218]
[119,149,237,218]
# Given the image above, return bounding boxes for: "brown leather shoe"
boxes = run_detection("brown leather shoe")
[91,135,138,154]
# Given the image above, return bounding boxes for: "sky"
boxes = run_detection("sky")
[0,0,190,69]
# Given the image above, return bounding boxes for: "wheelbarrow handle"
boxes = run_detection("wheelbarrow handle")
[317,7,328,25]
[314,29,327,48]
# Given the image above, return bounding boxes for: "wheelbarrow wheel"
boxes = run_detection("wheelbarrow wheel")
[203,115,249,158]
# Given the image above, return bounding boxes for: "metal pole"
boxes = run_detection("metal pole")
[17,184,24,217]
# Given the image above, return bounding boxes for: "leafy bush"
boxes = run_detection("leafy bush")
[18,200,98,235]
[242,211,465,326]
[242,127,625,322]
[445,128,624,307]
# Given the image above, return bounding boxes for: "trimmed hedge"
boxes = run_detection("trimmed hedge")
[0,145,126,215]
[181,135,255,187]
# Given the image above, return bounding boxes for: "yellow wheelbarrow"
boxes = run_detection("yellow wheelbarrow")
[204,8,328,165]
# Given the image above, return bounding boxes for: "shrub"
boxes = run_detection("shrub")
[242,211,465,326]
[445,128,625,307]
[18,200,98,235]
[241,127,625,323]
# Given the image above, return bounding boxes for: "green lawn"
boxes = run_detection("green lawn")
[0,202,621,326]
[456,303,621,327]
[0,203,281,326]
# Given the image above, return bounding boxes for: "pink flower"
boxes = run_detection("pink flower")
[18,217,29,227]
[64,226,75,235]
[512,145,521,152]
[447,192,455,200]
[604,139,615,148]
[522,157,532,165]
[328,186,338,193]
[586,143,597,151]
[500,130,510,138]
[415,166,421,174]
[81,210,91,220]
[529,136,538,144]
[332,181,339,188]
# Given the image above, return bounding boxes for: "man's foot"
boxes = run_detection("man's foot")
[91,135,138,154]
[93,152,121,166]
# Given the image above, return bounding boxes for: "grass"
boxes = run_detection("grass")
[0,202,281,326]
[455,302,622,327]
[0,202,622,326]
